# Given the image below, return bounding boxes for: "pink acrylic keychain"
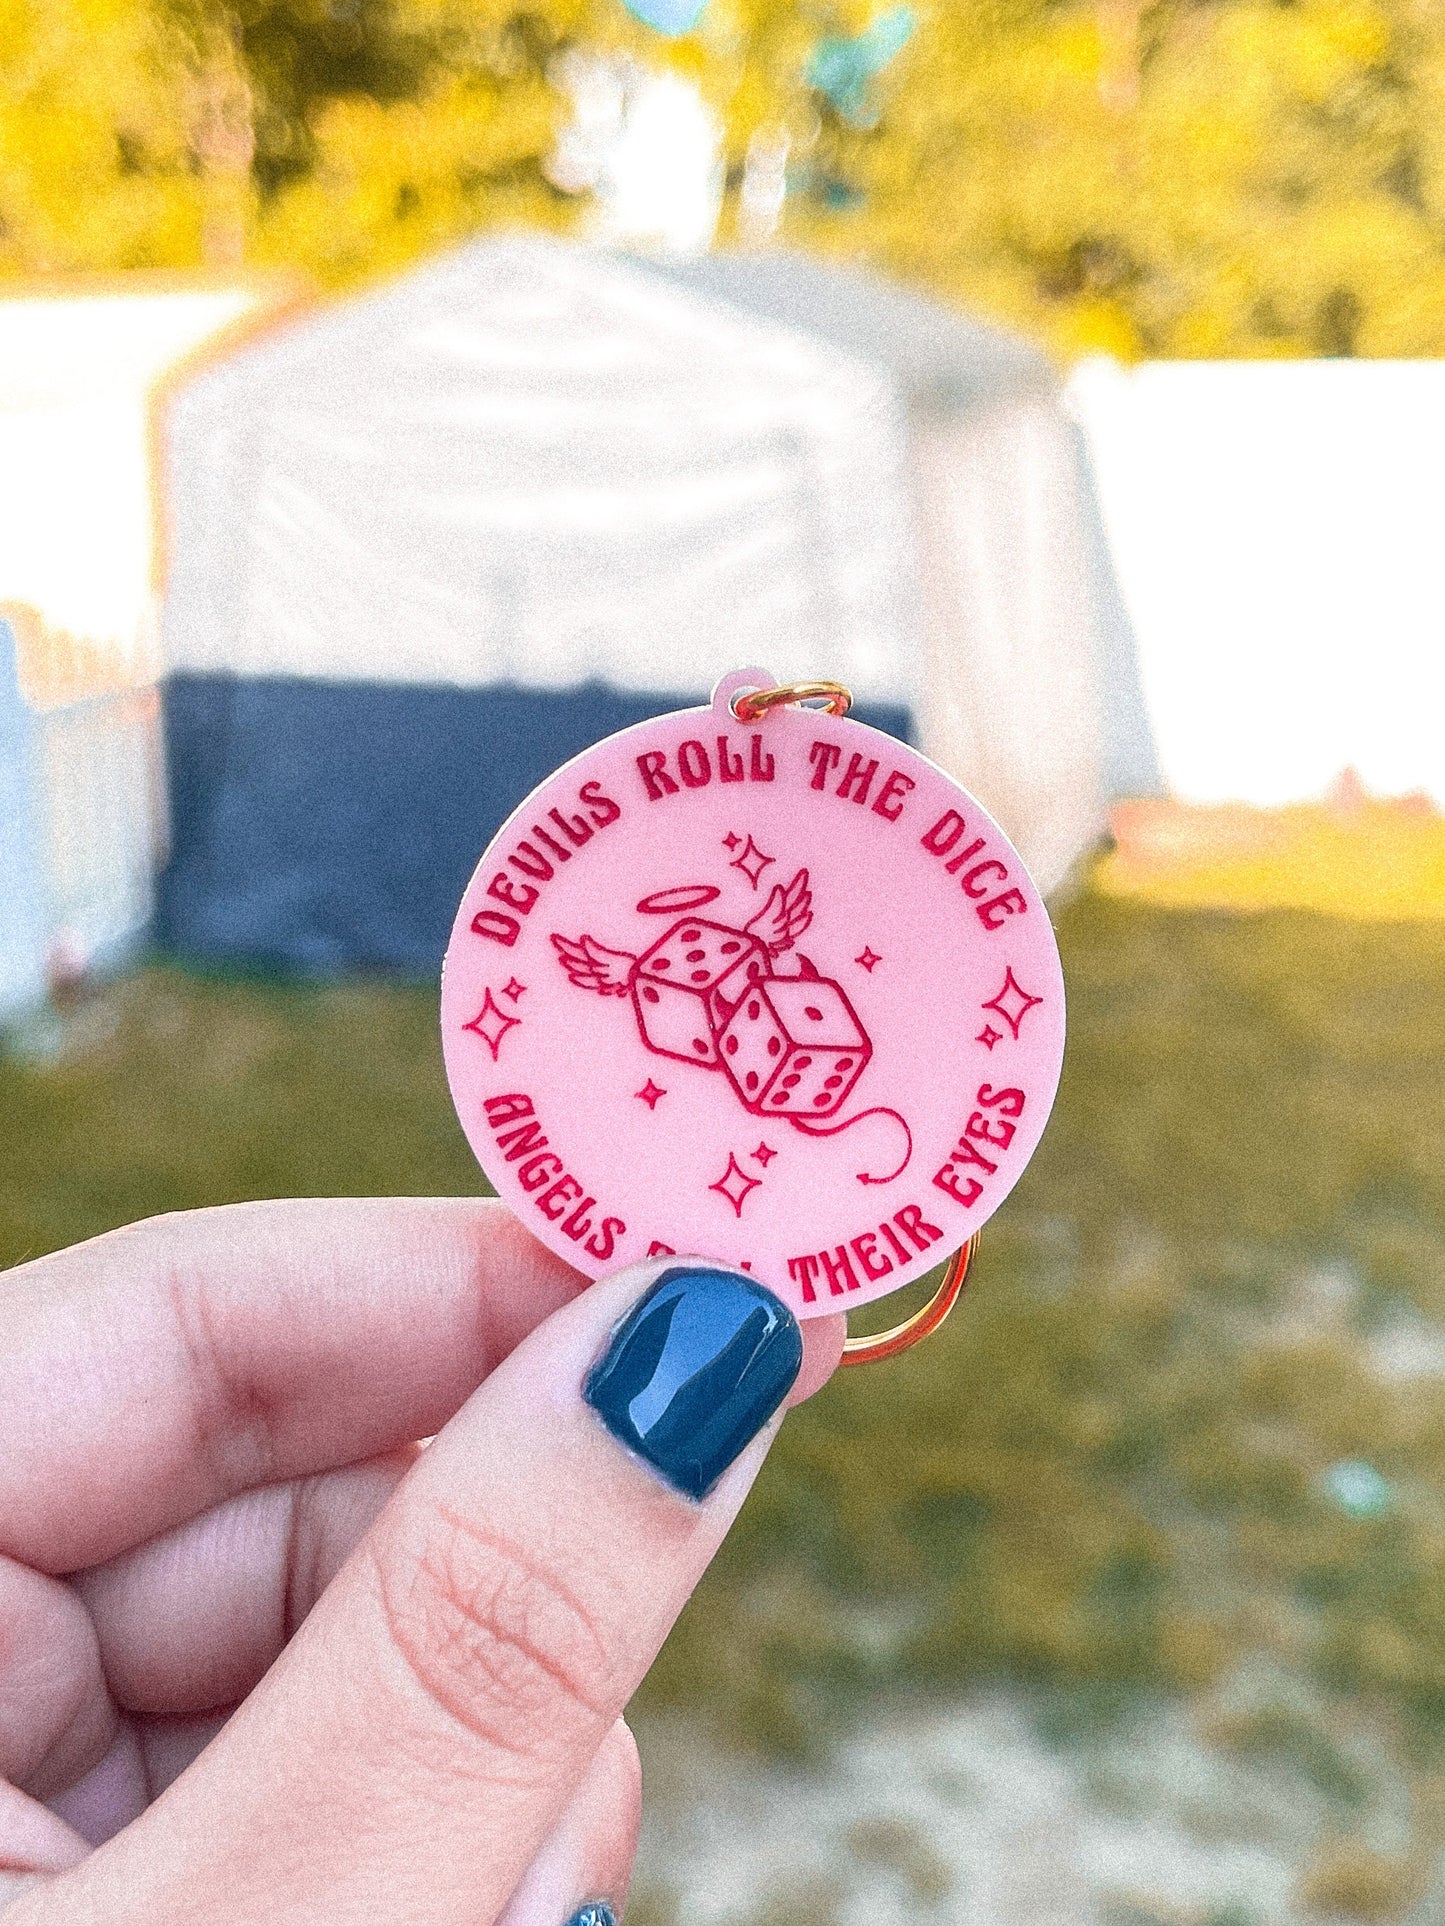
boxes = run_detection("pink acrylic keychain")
[441,672,1065,1363]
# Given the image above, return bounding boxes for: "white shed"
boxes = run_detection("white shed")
[160,235,1150,977]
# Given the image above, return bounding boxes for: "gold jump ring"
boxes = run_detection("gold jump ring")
[732,680,853,722]
[840,1235,979,1367]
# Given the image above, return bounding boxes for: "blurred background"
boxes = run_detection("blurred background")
[5,1,1445,1919]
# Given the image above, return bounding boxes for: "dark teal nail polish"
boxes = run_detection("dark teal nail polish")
[585,1266,803,1500]
[564,1907,615,1926]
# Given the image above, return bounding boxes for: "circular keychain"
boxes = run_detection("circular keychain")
[441,670,1065,1364]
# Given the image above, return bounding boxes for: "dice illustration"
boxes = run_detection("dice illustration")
[716,976,871,1117]
[637,918,769,1005]
[629,918,769,1068]
[631,977,722,1067]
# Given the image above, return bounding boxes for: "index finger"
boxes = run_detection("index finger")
[0,1199,583,1574]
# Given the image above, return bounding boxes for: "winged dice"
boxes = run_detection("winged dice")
[551,870,875,1123]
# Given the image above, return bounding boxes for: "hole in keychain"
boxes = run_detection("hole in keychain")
[722,675,975,1365]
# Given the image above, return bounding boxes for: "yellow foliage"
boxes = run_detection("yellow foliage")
[767,0,1445,358]
[252,74,568,286]
[1099,794,1445,920]
[0,0,208,273]
[4,0,1445,355]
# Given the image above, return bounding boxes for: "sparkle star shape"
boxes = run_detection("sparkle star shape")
[709,1152,761,1218]
[976,1024,1002,1050]
[463,989,520,1061]
[501,977,526,1002]
[728,834,774,890]
[635,1079,666,1110]
[752,1141,776,1166]
[982,968,1044,1040]
[855,947,881,973]
[722,832,741,851]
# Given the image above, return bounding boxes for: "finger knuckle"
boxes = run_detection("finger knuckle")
[372,1505,619,1772]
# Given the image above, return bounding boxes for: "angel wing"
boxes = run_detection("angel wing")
[550,932,637,997]
[745,868,813,958]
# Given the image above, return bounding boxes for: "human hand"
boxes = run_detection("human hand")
[0,1199,842,1924]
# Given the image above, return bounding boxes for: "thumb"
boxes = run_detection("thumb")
[32,1259,833,1926]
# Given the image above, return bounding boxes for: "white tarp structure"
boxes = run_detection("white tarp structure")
[1068,357,1445,807]
[161,235,1146,975]
[0,284,268,1021]
[652,251,1155,890]
[167,244,928,700]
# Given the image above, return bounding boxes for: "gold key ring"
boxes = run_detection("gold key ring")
[840,1235,979,1366]
[731,679,853,722]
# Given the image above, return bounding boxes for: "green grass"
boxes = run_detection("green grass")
[646,898,1445,1766]
[0,964,484,1262]
[6,893,1445,1872]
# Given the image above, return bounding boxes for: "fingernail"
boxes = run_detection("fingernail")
[585,1266,803,1500]
[563,1907,615,1926]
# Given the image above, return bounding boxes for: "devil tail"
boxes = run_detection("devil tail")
[790,1107,913,1185]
